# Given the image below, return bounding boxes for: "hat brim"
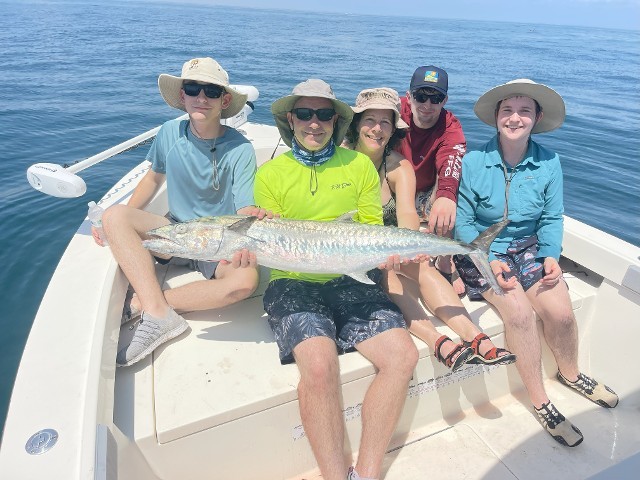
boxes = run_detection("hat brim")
[271,95,354,148]
[351,104,409,130]
[474,81,565,134]
[158,74,248,119]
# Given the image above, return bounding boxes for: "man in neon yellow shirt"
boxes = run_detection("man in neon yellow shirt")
[255,79,418,480]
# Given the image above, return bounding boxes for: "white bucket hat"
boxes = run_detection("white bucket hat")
[271,79,353,148]
[474,79,565,134]
[352,87,409,129]
[158,57,247,118]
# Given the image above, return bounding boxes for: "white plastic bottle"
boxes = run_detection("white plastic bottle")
[87,201,108,245]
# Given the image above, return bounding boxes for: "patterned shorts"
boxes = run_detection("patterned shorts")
[263,270,407,364]
[455,236,544,300]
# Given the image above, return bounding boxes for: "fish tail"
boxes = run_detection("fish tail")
[469,219,510,251]
[466,220,510,295]
[468,252,504,295]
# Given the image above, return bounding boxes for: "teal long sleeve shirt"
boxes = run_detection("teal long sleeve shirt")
[455,135,564,262]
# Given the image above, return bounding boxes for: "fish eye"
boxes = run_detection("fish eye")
[175,224,187,234]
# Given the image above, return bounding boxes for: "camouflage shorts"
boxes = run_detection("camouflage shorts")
[455,236,544,300]
[263,271,406,364]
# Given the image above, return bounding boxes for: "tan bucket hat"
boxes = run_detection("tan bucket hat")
[271,79,354,148]
[474,79,565,134]
[352,87,409,129]
[158,57,247,118]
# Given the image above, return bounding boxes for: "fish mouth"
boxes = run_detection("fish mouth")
[142,225,186,252]
[141,237,182,252]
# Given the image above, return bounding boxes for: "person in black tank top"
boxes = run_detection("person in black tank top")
[344,87,516,373]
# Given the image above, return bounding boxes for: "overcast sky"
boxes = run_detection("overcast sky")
[173,0,640,31]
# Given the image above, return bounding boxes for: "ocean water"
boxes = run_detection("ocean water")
[0,0,639,434]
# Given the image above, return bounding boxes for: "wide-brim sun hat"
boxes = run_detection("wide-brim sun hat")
[271,79,354,148]
[352,87,409,130]
[474,78,565,134]
[158,57,247,119]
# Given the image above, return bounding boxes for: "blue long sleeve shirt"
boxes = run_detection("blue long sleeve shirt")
[455,135,564,262]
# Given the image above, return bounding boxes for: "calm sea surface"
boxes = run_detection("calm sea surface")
[1,0,639,433]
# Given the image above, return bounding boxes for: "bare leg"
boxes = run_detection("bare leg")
[103,205,172,318]
[526,279,580,381]
[293,337,347,480]
[105,205,258,316]
[354,328,418,478]
[483,284,549,408]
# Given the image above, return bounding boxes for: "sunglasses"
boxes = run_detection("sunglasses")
[291,108,336,122]
[412,91,446,105]
[183,83,225,99]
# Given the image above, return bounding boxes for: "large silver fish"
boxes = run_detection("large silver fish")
[143,215,508,294]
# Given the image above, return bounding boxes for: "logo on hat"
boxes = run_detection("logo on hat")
[424,71,439,83]
[189,59,199,70]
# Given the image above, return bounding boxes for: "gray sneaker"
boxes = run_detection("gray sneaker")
[347,467,360,480]
[116,308,189,367]
[557,371,619,408]
[535,401,583,447]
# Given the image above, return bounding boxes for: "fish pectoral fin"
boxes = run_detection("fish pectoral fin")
[347,272,375,284]
[334,210,358,222]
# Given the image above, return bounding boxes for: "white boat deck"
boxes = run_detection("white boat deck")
[112,257,640,480]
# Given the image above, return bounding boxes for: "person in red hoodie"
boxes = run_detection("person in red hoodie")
[397,65,467,294]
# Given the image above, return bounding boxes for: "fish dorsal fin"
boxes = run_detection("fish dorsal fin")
[335,210,357,222]
[227,216,258,234]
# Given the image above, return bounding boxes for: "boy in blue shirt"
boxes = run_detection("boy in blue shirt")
[96,57,264,367]
[455,79,618,447]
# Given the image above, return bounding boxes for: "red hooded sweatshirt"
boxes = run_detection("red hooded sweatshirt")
[397,96,466,203]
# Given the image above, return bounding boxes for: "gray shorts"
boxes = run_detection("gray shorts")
[263,270,407,364]
[155,255,219,280]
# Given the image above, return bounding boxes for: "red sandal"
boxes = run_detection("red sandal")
[434,335,474,372]
[465,333,517,366]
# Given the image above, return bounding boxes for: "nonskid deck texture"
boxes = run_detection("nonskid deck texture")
[114,258,639,480]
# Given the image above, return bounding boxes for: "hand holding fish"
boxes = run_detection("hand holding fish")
[378,253,430,271]
[237,206,278,220]
[490,260,518,290]
[219,248,257,268]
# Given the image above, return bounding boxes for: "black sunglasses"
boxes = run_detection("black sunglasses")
[412,91,446,105]
[291,108,336,122]
[183,82,225,99]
